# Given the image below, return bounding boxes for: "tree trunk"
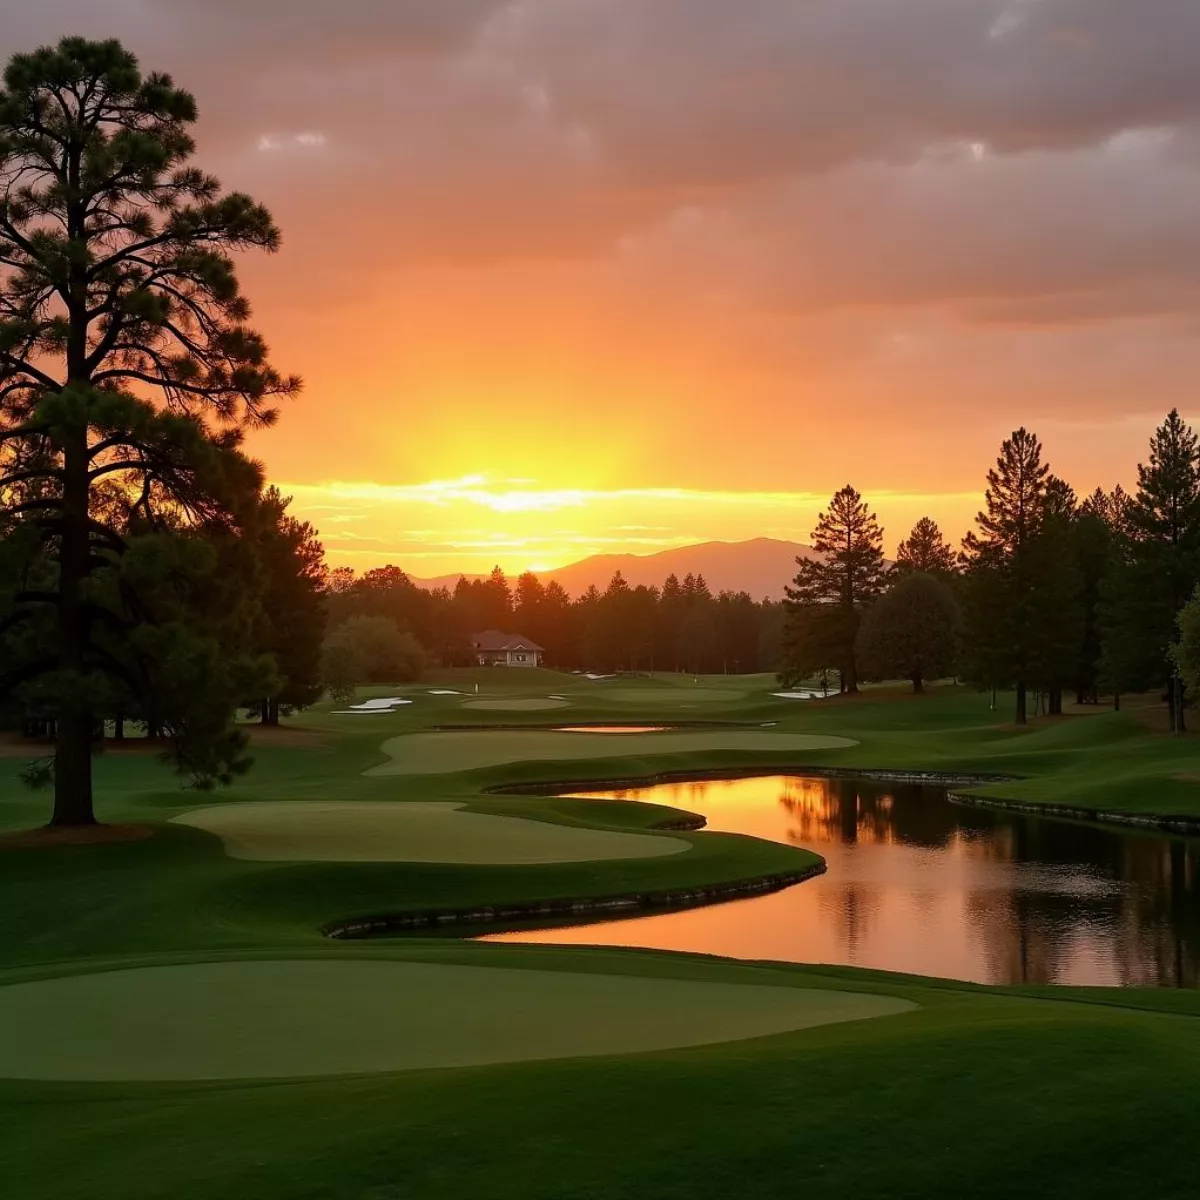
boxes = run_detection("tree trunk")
[50,422,96,828]
[1015,681,1027,726]
[113,714,124,741]
[912,672,924,694]
[1049,686,1063,716]
[1113,693,1121,712]
[265,697,280,726]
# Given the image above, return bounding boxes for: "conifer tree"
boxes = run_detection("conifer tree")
[782,485,886,692]
[895,517,957,577]
[254,487,327,726]
[962,429,1049,724]
[1118,410,1200,730]
[0,38,297,824]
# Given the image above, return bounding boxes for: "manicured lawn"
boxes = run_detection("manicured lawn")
[366,728,857,776]
[4,945,1200,1199]
[4,671,1200,1197]
[0,953,912,1081]
[172,800,693,864]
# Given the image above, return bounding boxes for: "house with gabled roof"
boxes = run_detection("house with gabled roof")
[472,630,545,668]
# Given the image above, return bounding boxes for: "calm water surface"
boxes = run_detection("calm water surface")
[489,776,1200,987]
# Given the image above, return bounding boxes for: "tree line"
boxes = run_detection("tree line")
[781,413,1200,728]
[323,563,786,679]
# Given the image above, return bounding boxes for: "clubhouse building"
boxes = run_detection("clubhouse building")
[472,630,545,668]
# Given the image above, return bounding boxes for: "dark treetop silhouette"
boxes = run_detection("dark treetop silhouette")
[0,38,298,826]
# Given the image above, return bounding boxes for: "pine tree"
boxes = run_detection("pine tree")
[1029,476,1083,715]
[0,39,297,825]
[962,429,1049,724]
[254,488,327,726]
[1120,410,1200,730]
[895,517,957,577]
[782,485,886,692]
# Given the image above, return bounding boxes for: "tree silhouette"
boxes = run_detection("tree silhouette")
[857,572,960,693]
[0,38,297,824]
[895,517,956,577]
[962,428,1049,724]
[782,485,886,692]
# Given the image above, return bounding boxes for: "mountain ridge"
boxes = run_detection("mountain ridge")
[409,537,817,601]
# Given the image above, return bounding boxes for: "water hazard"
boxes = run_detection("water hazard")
[489,775,1200,987]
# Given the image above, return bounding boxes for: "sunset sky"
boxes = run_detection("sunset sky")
[10,2,1200,575]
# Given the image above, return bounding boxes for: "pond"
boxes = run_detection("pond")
[488,775,1200,987]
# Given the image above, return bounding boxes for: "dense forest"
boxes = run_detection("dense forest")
[779,412,1200,729]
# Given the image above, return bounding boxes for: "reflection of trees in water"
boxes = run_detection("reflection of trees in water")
[816,882,881,964]
[776,776,1200,987]
[1111,838,1200,987]
[592,774,1200,987]
[962,814,1200,986]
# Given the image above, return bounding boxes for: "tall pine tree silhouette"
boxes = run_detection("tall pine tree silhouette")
[0,39,297,825]
[963,428,1049,724]
[783,485,885,692]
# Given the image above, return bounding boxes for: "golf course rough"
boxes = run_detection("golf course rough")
[368,730,859,776]
[0,960,917,1081]
[172,801,693,864]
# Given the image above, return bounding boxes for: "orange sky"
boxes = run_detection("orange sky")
[16,3,1200,576]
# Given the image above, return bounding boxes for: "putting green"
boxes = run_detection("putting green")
[604,687,748,703]
[0,960,917,1081]
[368,730,858,776]
[462,698,571,711]
[172,801,690,864]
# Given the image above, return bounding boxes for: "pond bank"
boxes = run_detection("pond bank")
[323,860,826,939]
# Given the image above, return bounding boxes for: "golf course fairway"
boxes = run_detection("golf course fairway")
[0,959,915,1080]
[368,728,858,775]
[173,800,692,864]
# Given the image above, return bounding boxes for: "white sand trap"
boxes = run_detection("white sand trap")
[172,801,690,864]
[0,960,917,1081]
[462,698,571,712]
[352,698,413,709]
[428,690,464,696]
[772,692,823,701]
[369,730,858,776]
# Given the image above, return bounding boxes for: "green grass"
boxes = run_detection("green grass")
[0,954,912,1081]
[5,671,1200,1197]
[5,945,1200,1199]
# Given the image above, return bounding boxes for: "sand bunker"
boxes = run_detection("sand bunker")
[334,697,414,715]
[369,730,857,777]
[0,960,916,1081]
[462,698,571,712]
[772,692,824,701]
[172,801,690,864]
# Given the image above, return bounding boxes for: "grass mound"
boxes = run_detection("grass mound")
[0,958,914,1081]
[368,730,858,776]
[461,698,571,712]
[172,801,692,864]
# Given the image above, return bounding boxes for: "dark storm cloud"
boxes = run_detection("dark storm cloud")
[5,0,1200,320]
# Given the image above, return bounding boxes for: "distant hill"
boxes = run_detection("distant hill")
[410,538,818,601]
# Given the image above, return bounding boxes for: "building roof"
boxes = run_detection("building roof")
[472,630,545,653]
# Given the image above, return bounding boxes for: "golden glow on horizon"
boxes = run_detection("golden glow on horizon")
[277,476,984,577]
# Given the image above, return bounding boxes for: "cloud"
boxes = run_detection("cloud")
[5,1,1200,543]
